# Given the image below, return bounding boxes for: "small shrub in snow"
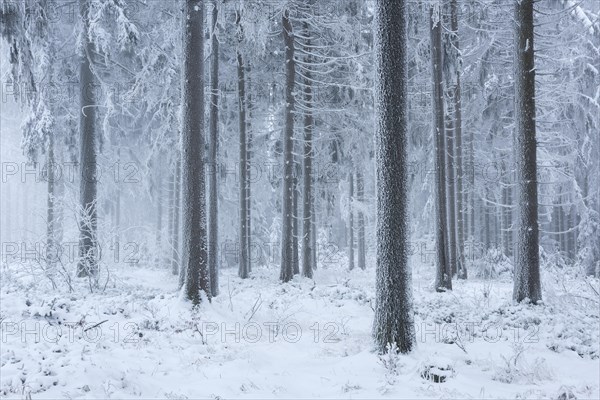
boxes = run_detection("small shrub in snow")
[378,343,402,385]
[493,343,553,384]
[555,386,577,400]
[419,362,455,383]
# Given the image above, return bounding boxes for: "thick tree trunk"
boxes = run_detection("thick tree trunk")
[431,4,452,292]
[182,0,210,304]
[356,170,366,270]
[208,1,219,296]
[301,26,314,278]
[236,10,249,279]
[77,0,98,279]
[513,0,542,304]
[280,8,296,283]
[372,0,415,354]
[451,0,466,279]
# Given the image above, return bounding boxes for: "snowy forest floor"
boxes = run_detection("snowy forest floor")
[1,257,599,399]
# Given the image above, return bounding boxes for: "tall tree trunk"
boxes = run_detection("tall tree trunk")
[513,0,541,304]
[301,24,314,278]
[246,61,253,273]
[77,0,98,280]
[431,4,451,292]
[348,170,355,271]
[236,10,249,279]
[173,157,182,278]
[155,155,164,267]
[46,132,57,282]
[445,110,457,277]
[372,0,415,354]
[167,166,175,267]
[280,8,296,283]
[356,170,366,270]
[208,1,219,296]
[292,163,300,275]
[115,147,121,244]
[451,0,466,279]
[311,174,318,270]
[182,0,210,304]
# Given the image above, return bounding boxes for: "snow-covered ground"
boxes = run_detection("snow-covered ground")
[1,257,599,399]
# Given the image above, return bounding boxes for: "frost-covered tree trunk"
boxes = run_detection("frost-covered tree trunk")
[155,157,164,267]
[445,111,457,277]
[372,0,415,354]
[311,179,317,270]
[280,8,296,283]
[46,132,57,280]
[246,61,253,273]
[236,10,249,280]
[77,0,98,279]
[292,160,300,275]
[348,170,355,271]
[115,148,121,243]
[173,157,182,277]
[513,0,542,304]
[208,1,219,296]
[430,3,451,292]
[451,0,466,279]
[301,26,314,278]
[182,0,210,303]
[356,170,366,270]
[167,167,175,266]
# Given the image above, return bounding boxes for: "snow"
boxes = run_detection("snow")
[1,257,598,399]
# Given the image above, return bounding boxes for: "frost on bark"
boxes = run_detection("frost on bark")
[236,10,249,280]
[77,0,99,279]
[173,157,182,278]
[46,132,57,280]
[301,24,314,278]
[246,61,253,274]
[430,3,452,292]
[348,170,355,271]
[356,170,366,270]
[372,0,416,354]
[280,8,296,283]
[513,0,542,304]
[450,0,466,279]
[208,1,220,295]
[182,0,210,304]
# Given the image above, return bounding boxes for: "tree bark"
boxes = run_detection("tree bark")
[356,170,366,270]
[451,0,466,279]
[348,170,355,271]
[301,23,314,278]
[46,132,57,281]
[280,8,296,283]
[372,0,415,354]
[236,10,249,279]
[173,157,182,278]
[246,61,253,273]
[208,1,219,296]
[431,4,452,292]
[77,0,98,280]
[182,0,210,304]
[513,0,542,304]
